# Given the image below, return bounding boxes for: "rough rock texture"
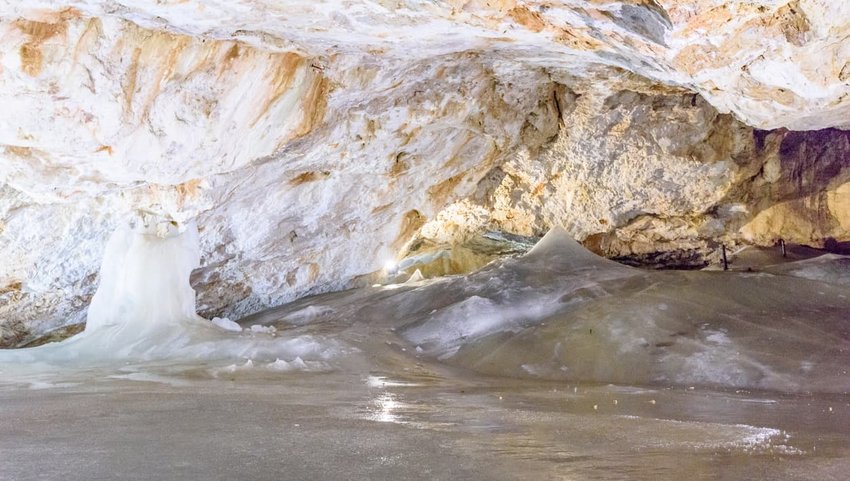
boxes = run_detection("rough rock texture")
[417,82,850,268]
[2,1,850,344]
[4,0,849,130]
[0,9,561,344]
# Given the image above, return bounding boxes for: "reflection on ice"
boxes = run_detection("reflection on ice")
[366,375,422,388]
[614,416,794,453]
[370,392,404,424]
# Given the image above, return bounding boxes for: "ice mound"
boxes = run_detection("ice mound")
[404,293,564,357]
[281,305,336,325]
[210,355,327,376]
[525,226,626,271]
[229,224,848,393]
[621,417,794,453]
[400,226,641,357]
[393,227,850,393]
[404,269,425,284]
[267,357,308,370]
[441,268,850,392]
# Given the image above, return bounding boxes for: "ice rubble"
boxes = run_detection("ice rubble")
[211,317,242,332]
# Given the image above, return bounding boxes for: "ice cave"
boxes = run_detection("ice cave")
[2,1,850,480]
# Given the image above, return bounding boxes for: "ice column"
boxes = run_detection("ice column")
[85,218,204,333]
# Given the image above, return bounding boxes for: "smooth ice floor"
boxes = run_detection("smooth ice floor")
[2,371,850,481]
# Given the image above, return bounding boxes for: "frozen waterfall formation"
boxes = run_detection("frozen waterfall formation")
[0,221,337,367]
[8,220,847,394]
[85,220,204,334]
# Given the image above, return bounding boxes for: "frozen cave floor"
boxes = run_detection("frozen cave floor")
[3,228,850,480]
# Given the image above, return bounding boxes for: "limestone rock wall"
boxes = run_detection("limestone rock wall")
[0,11,561,345]
[5,0,846,130]
[419,83,850,268]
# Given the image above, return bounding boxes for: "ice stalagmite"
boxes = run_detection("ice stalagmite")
[0,218,337,371]
[86,220,205,333]
[0,220,210,364]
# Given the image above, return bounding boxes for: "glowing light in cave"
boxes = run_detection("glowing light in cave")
[383,259,398,274]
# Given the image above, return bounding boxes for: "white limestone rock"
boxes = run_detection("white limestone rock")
[2,1,850,342]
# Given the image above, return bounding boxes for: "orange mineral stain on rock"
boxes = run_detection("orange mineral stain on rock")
[94,145,113,155]
[122,46,143,118]
[769,1,811,46]
[393,210,427,252]
[217,44,241,76]
[251,53,304,126]
[119,25,193,122]
[14,19,68,41]
[672,2,808,76]
[428,174,463,208]
[175,178,204,199]
[14,16,70,77]
[673,4,736,38]
[371,203,393,215]
[4,145,33,158]
[0,280,23,295]
[292,76,329,138]
[18,43,44,77]
[388,151,410,178]
[72,18,102,66]
[307,263,320,283]
[289,171,330,186]
[508,6,546,32]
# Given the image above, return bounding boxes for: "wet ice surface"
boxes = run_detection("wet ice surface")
[3,368,850,481]
[2,227,850,480]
